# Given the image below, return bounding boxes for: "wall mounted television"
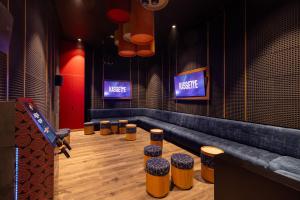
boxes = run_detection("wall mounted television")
[174,67,210,100]
[103,80,132,99]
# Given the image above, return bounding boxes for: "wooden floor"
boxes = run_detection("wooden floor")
[54,128,214,200]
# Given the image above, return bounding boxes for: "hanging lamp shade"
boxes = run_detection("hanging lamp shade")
[123,22,132,42]
[114,30,120,46]
[137,40,155,57]
[131,0,154,45]
[106,0,130,24]
[118,25,136,57]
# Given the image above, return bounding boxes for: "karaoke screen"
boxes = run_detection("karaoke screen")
[174,71,206,98]
[103,80,132,99]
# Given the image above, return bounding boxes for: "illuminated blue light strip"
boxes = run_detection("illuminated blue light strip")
[15,147,19,200]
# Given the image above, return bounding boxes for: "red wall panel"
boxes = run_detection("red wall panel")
[59,41,85,129]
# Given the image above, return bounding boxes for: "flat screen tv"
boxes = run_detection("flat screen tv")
[103,80,132,99]
[174,67,209,100]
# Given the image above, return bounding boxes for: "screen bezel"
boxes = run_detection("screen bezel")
[173,67,210,100]
[103,80,133,100]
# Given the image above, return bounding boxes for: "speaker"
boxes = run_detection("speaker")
[55,75,63,86]
[0,2,13,54]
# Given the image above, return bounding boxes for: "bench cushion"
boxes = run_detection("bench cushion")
[269,156,300,182]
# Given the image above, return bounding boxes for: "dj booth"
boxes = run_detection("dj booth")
[0,98,71,200]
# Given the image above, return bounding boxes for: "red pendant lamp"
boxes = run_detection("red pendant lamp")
[137,40,155,57]
[106,0,130,24]
[131,0,154,45]
[118,25,136,57]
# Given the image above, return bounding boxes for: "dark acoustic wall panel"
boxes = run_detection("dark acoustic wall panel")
[86,47,147,113]
[9,0,25,100]
[138,58,147,108]
[104,57,131,108]
[247,1,300,129]
[131,58,139,107]
[225,1,245,121]
[0,52,7,101]
[176,26,208,115]
[25,0,47,115]
[146,56,162,109]
[6,0,59,124]
[209,14,224,118]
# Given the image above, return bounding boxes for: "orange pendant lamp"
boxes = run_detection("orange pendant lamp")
[106,0,130,24]
[137,40,155,57]
[118,25,136,57]
[131,0,154,45]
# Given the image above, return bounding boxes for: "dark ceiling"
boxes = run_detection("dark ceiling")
[55,0,227,46]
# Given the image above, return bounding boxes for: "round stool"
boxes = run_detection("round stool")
[150,129,164,148]
[110,121,119,134]
[171,153,194,189]
[145,158,170,198]
[144,145,162,167]
[100,120,111,135]
[84,122,94,135]
[125,124,137,141]
[118,120,128,134]
[200,146,224,183]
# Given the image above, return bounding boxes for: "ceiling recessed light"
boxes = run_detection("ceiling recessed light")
[77,38,82,42]
[109,35,114,39]
[172,25,176,29]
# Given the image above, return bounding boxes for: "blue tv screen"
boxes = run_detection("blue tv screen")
[103,80,132,99]
[174,70,206,98]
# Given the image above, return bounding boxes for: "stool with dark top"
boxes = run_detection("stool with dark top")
[145,157,170,198]
[200,146,224,183]
[110,121,119,134]
[118,120,128,134]
[84,122,94,135]
[100,120,111,135]
[171,153,194,189]
[144,145,162,166]
[125,124,137,141]
[150,129,164,148]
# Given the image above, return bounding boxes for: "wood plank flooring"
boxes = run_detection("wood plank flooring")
[54,128,214,200]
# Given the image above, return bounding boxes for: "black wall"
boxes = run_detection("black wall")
[145,0,300,129]
[85,0,300,129]
[85,45,147,121]
[0,0,60,126]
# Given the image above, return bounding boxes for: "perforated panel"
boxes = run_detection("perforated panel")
[209,15,224,118]
[225,2,245,121]
[0,52,7,101]
[247,1,300,129]
[9,0,25,100]
[25,0,47,116]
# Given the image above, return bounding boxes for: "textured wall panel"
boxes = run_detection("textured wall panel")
[0,52,7,101]
[247,1,300,129]
[225,2,245,121]
[9,0,25,100]
[209,15,224,118]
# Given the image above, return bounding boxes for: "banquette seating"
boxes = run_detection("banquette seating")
[88,108,300,196]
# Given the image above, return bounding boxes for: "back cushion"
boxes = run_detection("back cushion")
[90,108,132,119]
[159,110,300,158]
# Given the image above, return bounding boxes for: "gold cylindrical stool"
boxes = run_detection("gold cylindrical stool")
[171,153,194,189]
[118,120,128,134]
[200,146,224,183]
[84,122,94,135]
[145,158,170,198]
[144,145,162,167]
[110,121,119,134]
[100,120,111,135]
[150,129,164,148]
[125,124,137,141]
